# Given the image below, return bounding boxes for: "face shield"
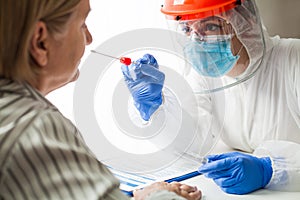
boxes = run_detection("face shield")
[161,0,266,93]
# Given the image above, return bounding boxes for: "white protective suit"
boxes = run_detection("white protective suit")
[190,33,300,192]
[220,36,300,191]
[183,0,300,191]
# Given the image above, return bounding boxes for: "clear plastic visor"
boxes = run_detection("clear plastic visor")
[169,16,236,43]
[165,1,266,94]
[167,16,245,85]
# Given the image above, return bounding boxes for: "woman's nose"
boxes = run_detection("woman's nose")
[85,28,93,45]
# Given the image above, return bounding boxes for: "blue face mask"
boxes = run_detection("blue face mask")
[183,37,239,77]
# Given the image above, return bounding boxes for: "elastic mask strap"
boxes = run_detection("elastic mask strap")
[232,40,244,56]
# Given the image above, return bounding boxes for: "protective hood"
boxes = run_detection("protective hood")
[225,0,273,82]
[162,0,274,93]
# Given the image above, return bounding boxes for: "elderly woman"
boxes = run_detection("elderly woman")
[0,0,202,199]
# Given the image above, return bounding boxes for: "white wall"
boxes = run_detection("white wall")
[256,0,300,38]
[87,0,166,52]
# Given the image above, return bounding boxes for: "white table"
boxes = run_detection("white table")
[182,141,300,200]
[183,175,299,200]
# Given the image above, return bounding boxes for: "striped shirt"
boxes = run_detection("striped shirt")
[0,79,129,200]
[0,79,185,200]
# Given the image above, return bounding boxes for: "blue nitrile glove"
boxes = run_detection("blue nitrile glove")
[121,54,165,121]
[198,152,273,194]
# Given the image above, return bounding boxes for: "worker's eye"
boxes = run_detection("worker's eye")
[179,23,192,34]
[205,23,222,32]
[182,26,191,33]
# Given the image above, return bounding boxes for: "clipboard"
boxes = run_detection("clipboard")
[108,158,203,197]
[122,170,202,197]
[121,171,202,197]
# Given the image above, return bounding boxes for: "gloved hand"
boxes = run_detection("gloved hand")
[198,152,273,194]
[121,54,165,121]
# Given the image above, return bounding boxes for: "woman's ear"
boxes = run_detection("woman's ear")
[30,21,49,67]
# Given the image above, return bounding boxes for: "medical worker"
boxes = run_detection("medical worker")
[121,0,300,195]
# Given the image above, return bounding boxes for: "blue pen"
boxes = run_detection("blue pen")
[164,170,202,183]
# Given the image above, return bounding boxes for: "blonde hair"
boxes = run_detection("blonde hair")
[0,0,80,83]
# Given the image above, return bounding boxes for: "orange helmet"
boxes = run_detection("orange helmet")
[161,0,244,20]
